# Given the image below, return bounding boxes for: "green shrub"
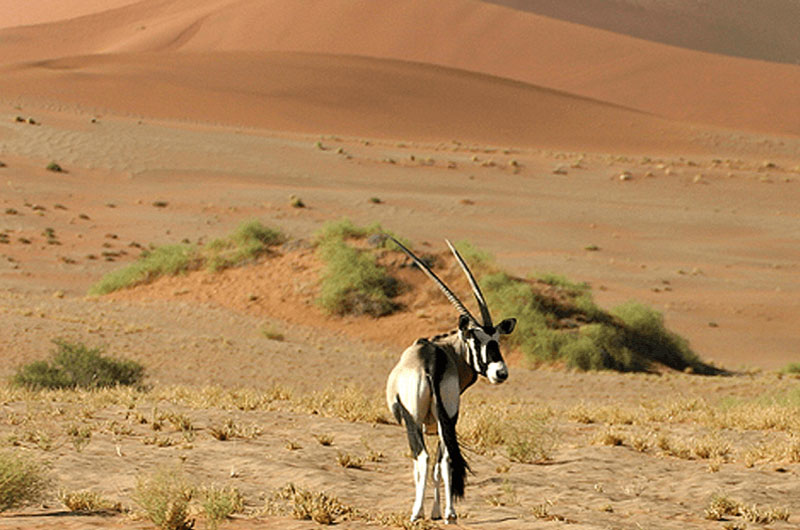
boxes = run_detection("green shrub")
[315,218,409,249]
[0,451,49,512]
[612,301,711,373]
[316,222,400,317]
[13,339,145,390]
[781,362,800,374]
[470,244,715,373]
[134,467,194,530]
[204,220,285,271]
[89,220,285,294]
[89,244,198,295]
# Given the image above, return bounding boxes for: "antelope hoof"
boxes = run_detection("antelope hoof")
[444,514,458,525]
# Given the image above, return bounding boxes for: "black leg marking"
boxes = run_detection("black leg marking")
[395,395,425,458]
[427,347,469,499]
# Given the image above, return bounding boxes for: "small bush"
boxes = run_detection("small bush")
[89,244,198,295]
[13,339,144,390]
[317,239,398,317]
[780,362,800,374]
[204,220,285,271]
[199,485,244,530]
[315,218,407,249]
[260,324,285,341]
[315,218,379,245]
[0,451,49,512]
[134,467,194,530]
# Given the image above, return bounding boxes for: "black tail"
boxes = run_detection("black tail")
[429,375,469,498]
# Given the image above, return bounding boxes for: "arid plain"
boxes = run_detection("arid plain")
[1,1,800,528]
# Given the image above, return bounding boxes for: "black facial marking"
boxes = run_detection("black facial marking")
[485,340,503,364]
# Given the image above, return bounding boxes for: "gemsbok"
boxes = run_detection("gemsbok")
[385,237,516,524]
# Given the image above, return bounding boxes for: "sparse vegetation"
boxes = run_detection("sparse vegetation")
[13,339,145,390]
[89,220,284,294]
[705,493,790,524]
[208,418,261,441]
[46,161,63,172]
[460,403,557,463]
[0,451,49,512]
[203,220,285,271]
[89,244,198,295]
[265,483,356,525]
[66,423,92,452]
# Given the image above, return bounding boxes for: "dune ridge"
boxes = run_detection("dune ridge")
[0,50,712,153]
[483,0,800,65]
[1,0,799,140]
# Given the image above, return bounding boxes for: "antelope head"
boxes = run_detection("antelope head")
[391,237,516,384]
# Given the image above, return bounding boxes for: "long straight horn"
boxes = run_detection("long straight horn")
[388,236,478,324]
[445,240,493,327]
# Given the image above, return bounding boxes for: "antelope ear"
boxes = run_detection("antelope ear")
[458,314,471,331]
[498,318,517,335]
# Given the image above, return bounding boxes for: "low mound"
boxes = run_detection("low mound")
[102,224,722,374]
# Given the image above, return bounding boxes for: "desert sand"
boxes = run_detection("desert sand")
[1,1,799,528]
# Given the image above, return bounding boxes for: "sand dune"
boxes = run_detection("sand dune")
[2,0,799,138]
[1,50,710,153]
[0,0,142,29]
[484,0,800,65]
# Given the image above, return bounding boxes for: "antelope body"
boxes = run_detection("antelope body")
[386,238,516,524]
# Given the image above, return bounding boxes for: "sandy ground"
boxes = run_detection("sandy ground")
[1,1,800,528]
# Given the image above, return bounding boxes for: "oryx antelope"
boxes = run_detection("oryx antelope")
[385,237,516,524]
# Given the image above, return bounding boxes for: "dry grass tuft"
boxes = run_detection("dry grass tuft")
[59,489,121,513]
[264,483,356,525]
[313,433,334,446]
[594,427,625,447]
[704,493,790,524]
[336,452,364,469]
